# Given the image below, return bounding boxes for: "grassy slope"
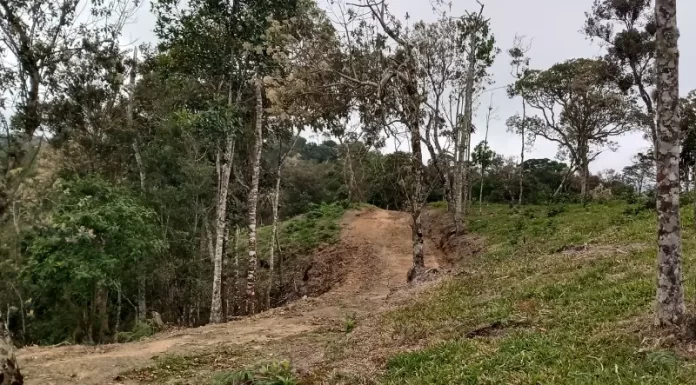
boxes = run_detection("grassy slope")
[382,202,696,385]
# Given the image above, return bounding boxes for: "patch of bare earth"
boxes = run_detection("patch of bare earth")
[18,208,465,385]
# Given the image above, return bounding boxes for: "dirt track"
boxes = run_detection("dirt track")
[18,208,441,384]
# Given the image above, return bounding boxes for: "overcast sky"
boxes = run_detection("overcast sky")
[124,0,696,173]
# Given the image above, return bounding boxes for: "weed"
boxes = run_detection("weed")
[211,360,297,385]
[344,313,356,333]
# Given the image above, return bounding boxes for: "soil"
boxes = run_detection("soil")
[17,208,445,385]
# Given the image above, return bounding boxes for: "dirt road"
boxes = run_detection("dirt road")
[18,208,441,384]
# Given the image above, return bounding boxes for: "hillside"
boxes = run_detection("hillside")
[19,201,696,384]
[18,207,441,384]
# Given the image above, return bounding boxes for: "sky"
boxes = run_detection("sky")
[123,0,696,173]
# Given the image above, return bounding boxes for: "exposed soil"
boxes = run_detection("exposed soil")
[18,208,445,385]
[422,209,485,267]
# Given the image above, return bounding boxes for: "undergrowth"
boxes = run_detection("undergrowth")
[381,201,696,384]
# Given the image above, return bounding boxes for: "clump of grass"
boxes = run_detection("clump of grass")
[344,313,356,334]
[211,360,297,385]
[380,201,696,384]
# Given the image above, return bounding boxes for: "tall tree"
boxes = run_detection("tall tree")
[245,78,264,315]
[329,0,429,280]
[454,5,497,232]
[0,0,137,219]
[584,0,657,154]
[653,0,684,327]
[511,58,636,200]
[507,35,532,205]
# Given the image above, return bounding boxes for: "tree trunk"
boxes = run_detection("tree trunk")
[519,100,526,205]
[654,0,685,327]
[210,134,235,323]
[579,151,590,202]
[97,287,109,343]
[455,31,477,232]
[246,78,264,315]
[693,167,696,230]
[267,163,282,310]
[115,283,121,333]
[232,227,240,315]
[407,123,425,282]
[554,163,576,198]
[0,319,22,385]
[128,48,149,324]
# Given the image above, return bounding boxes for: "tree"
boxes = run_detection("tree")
[0,0,138,221]
[23,178,163,343]
[328,0,430,280]
[511,58,637,200]
[680,92,696,210]
[653,0,683,327]
[507,35,532,205]
[453,6,498,232]
[584,0,657,152]
[245,77,263,316]
[623,152,654,194]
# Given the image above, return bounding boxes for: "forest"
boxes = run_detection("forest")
[0,0,694,383]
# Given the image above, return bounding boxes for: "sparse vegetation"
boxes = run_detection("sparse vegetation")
[211,361,297,385]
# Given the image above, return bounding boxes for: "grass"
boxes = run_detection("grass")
[381,200,696,385]
[236,202,351,265]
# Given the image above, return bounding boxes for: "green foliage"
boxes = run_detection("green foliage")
[22,177,164,343]
[211,361,297,385]
[344,313,356,334]
[382,202,696,384]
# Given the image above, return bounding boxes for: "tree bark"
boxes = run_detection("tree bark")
[407,122,425,282]
[115,283,121,333]
[127,48,149,324]
[693,167,696,230]
[267,166,282,309]
[210,134,234,323]
[554,163,576,198]
[654,0,685,327]
[518,100,526,205]
[0,318,22,385]
[579,146,590,202]
[246,78,264,315]
[97,287,109,343]
[455,31,477,232]
[232,227,240,316]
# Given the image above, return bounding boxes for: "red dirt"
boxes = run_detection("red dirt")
[18,208,442,385]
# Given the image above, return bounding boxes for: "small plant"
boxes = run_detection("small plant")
[211,361,297,385]
[344,313,356,333]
